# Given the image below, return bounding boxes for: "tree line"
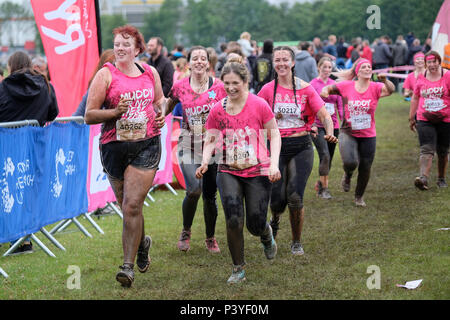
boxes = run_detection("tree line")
[101,0,444,51]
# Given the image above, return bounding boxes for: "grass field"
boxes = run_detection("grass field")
[0,93,449,300]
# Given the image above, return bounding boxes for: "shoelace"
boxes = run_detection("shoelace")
[180,231,190,241]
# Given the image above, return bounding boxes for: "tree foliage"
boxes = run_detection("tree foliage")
[100,14,127,50]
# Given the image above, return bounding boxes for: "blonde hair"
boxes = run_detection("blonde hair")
[240,32,251,40]
[220,56,249,83]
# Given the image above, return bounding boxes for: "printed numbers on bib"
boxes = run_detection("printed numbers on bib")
[424,98,445,112]
[116,118,148,141]
[350,114,371,130]
[274,103,304,129]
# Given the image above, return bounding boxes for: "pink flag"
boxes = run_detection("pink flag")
[31,0,100,116]
[432,0,450,57]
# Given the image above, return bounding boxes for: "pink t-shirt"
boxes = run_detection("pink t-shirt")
[335,80,384,138]
[206,93,274,178]
[257,80,324,137]
[101,62,160,144]
[403,71,420,91]
[310,77,343,129]
[413,71,450,123]
[169,77,227,136]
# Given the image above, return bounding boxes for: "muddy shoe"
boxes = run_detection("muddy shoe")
[414,176,429,190]
[320,188,332,199]
[341,174,351,192]
[116,264,134,288]
[355,197,367,207]
[136,235,152,273]
[177,230,191,252]
[437,178,448,188]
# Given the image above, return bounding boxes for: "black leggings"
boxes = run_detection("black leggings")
[338,130,376,198]
[179,156,218,239]
[270,135,314,213]
[217,172,272,266]
[311,128,340,176]
[416,121,450,156]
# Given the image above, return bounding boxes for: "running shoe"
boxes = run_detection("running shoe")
[177,230,191,252]
[227,265,246,284]
[320,188,332,199]
[341,173,351,192]
[205,237,220,253]
[437,178,448,188]
[136,235,152,273]
[414,176,429,190]
[355,197,367,207]
[262,236,277,260]
[116,264,134,288]
[291,241,304,255]
[269,217,280,239]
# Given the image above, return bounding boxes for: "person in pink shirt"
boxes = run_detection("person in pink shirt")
[321,58,394,207]
[196,57,281,283]
[409,51,450,190]
[85,25,166,288]
[310,56,344,199]
[403,52,425,98]
[258,46,337,256]
[164,46,227,254]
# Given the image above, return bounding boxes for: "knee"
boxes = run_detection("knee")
[343,160,358,172]
[420,144,435,156]
[319,154,330,175]
[436,145,449,158]
[270,200,286,214]
[226,214,243,230]
[122,199,141,217]
[287,192,303,211]
[186,187,202,199]
[246,219,266,236]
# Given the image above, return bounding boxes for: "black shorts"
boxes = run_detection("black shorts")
[100,136,161,180]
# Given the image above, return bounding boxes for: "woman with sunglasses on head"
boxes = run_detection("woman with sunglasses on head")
[164,46,227,253]
[403,52,426,99]
[258,46,337,256]
[310,56,344,199]
[409,51,450,190]
[321,58,395,207]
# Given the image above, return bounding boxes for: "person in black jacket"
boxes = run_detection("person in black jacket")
[253,39,274,94]
[0,51,58,126]
[0,50,59,254]
[147,37,174,97]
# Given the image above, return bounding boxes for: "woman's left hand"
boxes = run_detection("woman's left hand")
[155,112,165,129]
[324,134,338,144]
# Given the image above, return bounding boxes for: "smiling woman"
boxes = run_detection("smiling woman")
[84,24,166,288]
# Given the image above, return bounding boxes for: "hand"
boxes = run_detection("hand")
[155,112,165,129]
[378,74,387,82]
[320,88,329,98]
[195,163,209,179]
[409,118,416,132]
[310,126,318,138]
[268,165,281,183]
[324,134,338,143]
[116,98,132,117]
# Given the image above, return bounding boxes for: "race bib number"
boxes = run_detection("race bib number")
[274,103,304,129]
[325,103,335,116]
[424,98,445,112]
[227,144,258,170]
[116,118,148,141]
[350,114,371,130]
[189,114,207,136]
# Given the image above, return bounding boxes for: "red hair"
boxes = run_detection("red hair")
[112,25,146,56]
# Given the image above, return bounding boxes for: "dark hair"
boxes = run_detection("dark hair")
[271,46,300,115]
[187,45,209,62]
[425,50,442,65]
[151,36,164,48]
[220,56,249,83]
[8,51,51,92]
[89,49,115,87]
[300,41,312,51]
[263,39,274,54]
[113,25,146,56]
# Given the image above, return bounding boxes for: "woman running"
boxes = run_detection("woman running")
[85,25,166,287]
[409,51,450,190]
[403,52,425,98]
[258,46,337,255]
[196,57,281,283]
[164,46,227,253]
[321,58,395,207]
[310,56,343,199]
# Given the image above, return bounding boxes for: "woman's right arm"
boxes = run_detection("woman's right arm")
[320,84,340,98]
[85,68,126,124]
[409,94,419,132]
[164,97,179,116]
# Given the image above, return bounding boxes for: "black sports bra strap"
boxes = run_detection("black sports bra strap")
[208,76,214,89]
[135,63,145,74]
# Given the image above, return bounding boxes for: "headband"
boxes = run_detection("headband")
[355,59,371,75]
[425,55,436,61]
[414,52,425,61]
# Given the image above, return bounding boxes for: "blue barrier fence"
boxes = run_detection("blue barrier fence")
[0,122,89,244]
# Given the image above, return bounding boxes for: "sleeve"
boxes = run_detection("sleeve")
[403,74,412,90]
[161,61,174,97]
[72,91,88,116]
[306,85,325,115]
[256,83,272,107]
[47,83,59,122]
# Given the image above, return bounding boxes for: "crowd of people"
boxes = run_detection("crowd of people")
[1,27,449,287]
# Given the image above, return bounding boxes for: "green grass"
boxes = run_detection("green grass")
[1,93,449,300]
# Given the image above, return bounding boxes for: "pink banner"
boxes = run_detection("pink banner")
[87,124,116,212]
[31,0,100,116]
[153,114,174,185]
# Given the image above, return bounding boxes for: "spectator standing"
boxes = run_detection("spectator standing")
[147,36,174,97]
[360,40,373,65]
[373,36,392,70]
[294,41,318,82]
[237,32,253,58]
[253,39,274,94]
[323,34,338,58]
[336,37,348,69]
[408,39,424,65]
